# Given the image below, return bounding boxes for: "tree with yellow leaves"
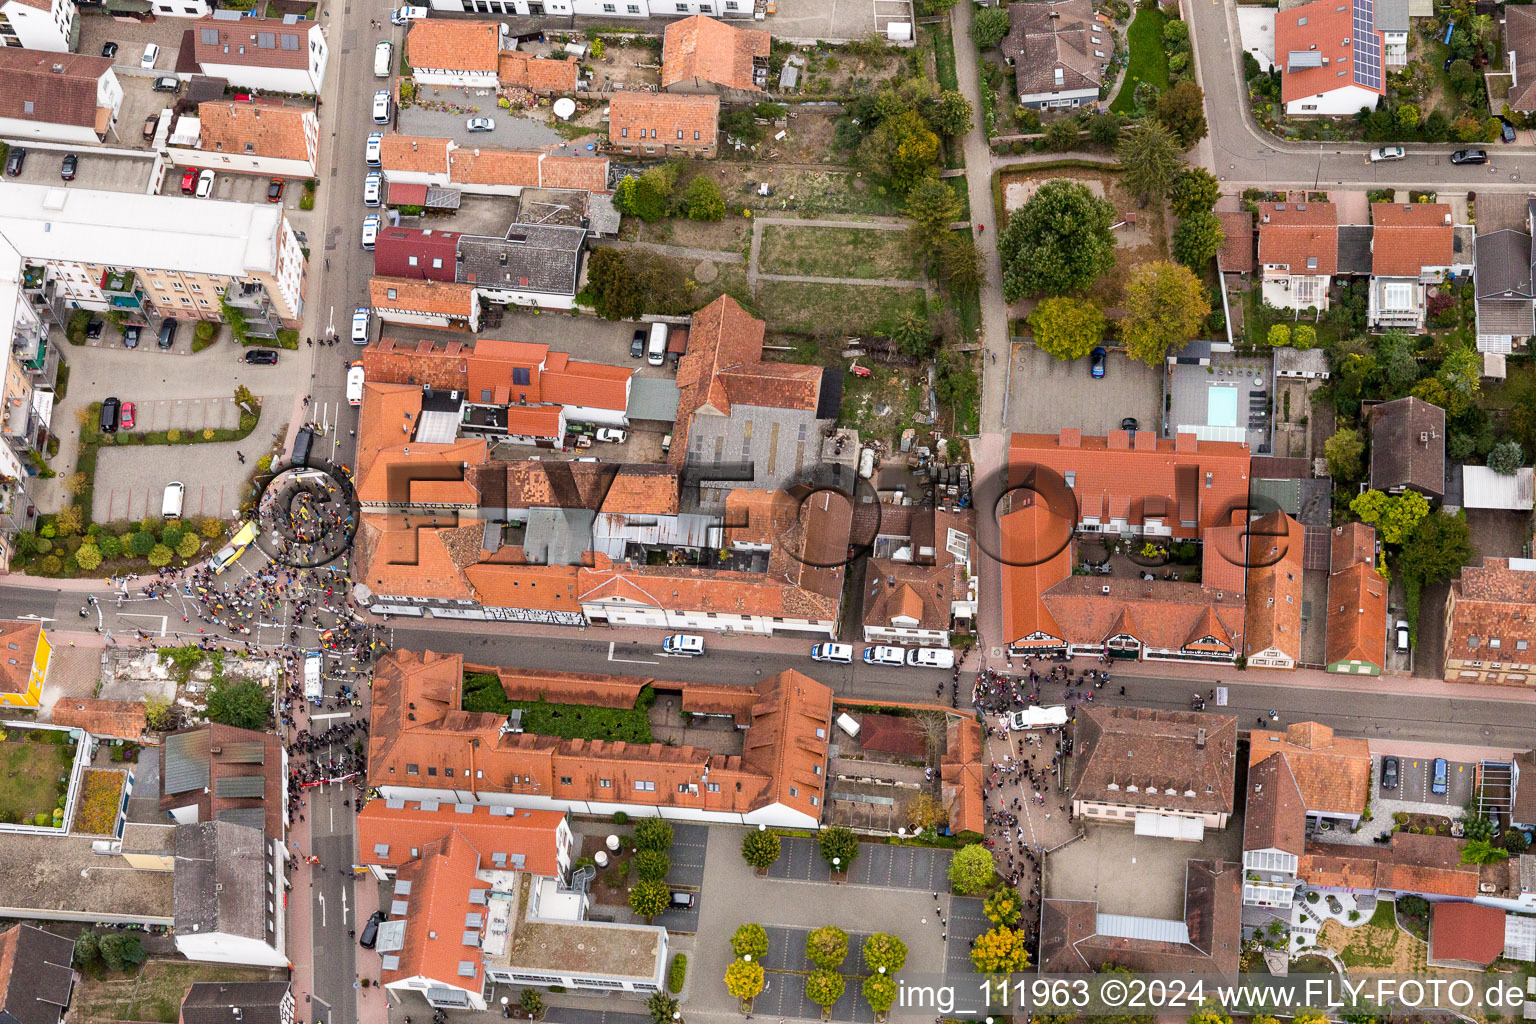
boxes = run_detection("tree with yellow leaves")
[968,925,1031,974]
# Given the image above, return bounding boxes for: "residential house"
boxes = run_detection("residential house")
[1473,203,1535,354]
[1326,522,1386,674]
[861,505,978,645]
[497,49,578,94]
[1241,753,1307,907]
[1216,210,1254,277]
[1503,6,1536,114]
[0,619,48,707]
[1249,722,1372,834]
[413,0,752,18]
[379,136,609,197]
[50,698,148,741]
[1442,556,1536,685]
[607,92,719,158]
[170,101,319,178]
[0,183,306,333]
[1067,706,1237,839]
[1257,201,1337,313]
[998,0,1109,110]
[1274,0,1386,116]
[1244,511,1306,669]
[406,19,500,88]
[1378,0,1408,66]
[357,800,573,880]
[0,0,76,53]
[150,0,210,16]
[0,237,46,567]
[1428,903,1508,970]
[172,821,285,967]
[190,13,329,95]
[0,924,75,1024]
[1369,203,1455,331]
[1273,347,1330,379]
[373,829,666,1007]
[670,295,842,507]
[0,49,119,144]
[368,650,835,828]
[1038,861,1241,973]
[373,226,462,282]
[180,983,294,1024]
[370,277,480,332]
[1298,831,1480,901]
[1369,396,1445,498]
[660,15,769,100]
[159,723,286,840]
[512,188,620,237]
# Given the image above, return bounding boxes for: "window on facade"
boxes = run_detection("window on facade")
[1491,637,1502,649]
[602,3,614,10]
[408,255,419,266]
[726,0,738,7]
[445,767,455,777]
[599,779,611,788]
[706,782,719,792]
[677,130,683,139]
[789,786,799,798]
[560,775,572,785]
[621,127,628,138]
[634,780,655,791]
[406,763,419,775]
[694,130,701,140]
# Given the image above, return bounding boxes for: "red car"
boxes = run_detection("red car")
[266,178,284,203]
[180,168,196,194]
[120,401,135,430]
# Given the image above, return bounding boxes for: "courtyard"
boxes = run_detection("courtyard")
[0,728,77,827]
[1044,818,1244,921]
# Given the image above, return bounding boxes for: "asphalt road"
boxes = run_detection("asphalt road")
[311,780,361,1024]
[1188,0,1536,189]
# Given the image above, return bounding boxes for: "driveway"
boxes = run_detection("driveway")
[3,148,152,192]
[1005,343,1162,437]
[76,11,190,75]
[397,93,563,149]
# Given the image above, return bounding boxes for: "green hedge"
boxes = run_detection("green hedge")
[667,954,687,994]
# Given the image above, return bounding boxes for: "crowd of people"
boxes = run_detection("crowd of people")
[260,465,357,568]
[286,719,369,825]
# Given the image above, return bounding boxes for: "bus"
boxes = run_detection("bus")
[304,653,323,705]
[209,521,259,574]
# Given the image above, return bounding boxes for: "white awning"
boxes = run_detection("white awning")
[1133,811,1205,841]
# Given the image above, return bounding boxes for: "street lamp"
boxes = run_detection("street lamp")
[500,997,510,1020]
[832,857,840,872]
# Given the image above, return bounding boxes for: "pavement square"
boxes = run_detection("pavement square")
[944,898,989,1013]
[546,1011,650,1024]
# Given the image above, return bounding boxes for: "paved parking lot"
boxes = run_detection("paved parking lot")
[759,927,875,1023]
[1006,343,1162,437]
[77,12,190,74]
[92,397,259,522]
[946,898,988,1011]
[2,146,153,192]
[1387,754,1474,807]
[159,166,302,209]
[397,90,564,149]
[72,319,225,358]
[766,837,953,891]
[653,822,707,932]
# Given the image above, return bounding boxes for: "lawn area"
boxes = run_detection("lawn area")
[758,225,924,281]
[462,672,654,743]
[1316,900,1426,972]
[74,961,286,1024]
[754,281,928,336]
[945,176,971,220]
[1109,6,1170,114]
[0,730,74,826]
[930,20,959,93]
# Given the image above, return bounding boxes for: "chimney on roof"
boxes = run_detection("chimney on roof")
[1058,427,1081,448]
[1135,430,1155,450]
[1175,432,1197,453]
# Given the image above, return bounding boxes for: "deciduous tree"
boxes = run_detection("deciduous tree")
[863,933,908,973]
[862,974,898,1016]
[628,879,670,920]
[805,969,845,1012]
[1028,297,1106,361]
[948,843,996,894]
[634,817,674,852]
[817,826,858,868]
[983,887,1022,925]
[740,829,781,870]
[1350,489,1431,546]
[1324,428,1365,481]
[206,678,269,731]
[971,6,1011,48]
[906,177,963,254]
[634,849,670,881]
[806,926,849,970]
[1043,118,1080,152]
[933,90,974,137]
[969,926,1031,974]
[1119,261,1211,366]
[998,180,1117,299]
[1089,112,1122,146]
[1398,509,1475,588]
[724,960,764,1001]
[1167,167,1219,216]
[732,923,769,960]
[682,176,726,222]
[1155,81,1208,147]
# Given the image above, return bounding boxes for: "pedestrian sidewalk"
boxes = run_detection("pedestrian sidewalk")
[1110,657,1536,703]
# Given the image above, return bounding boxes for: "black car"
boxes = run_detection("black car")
[1450,148,1488,165]
[669,890,695,909]
[157,319,178,350]
[1120,417,1139,432]
[99,397,120,434]
[1381,755,1399,791]
[1501,117,1518,143]
[85,319,103,340]
[5,147,25,177]
[630,329,646,358]
[244,349,279,365]
[122,325,141,348]
[101,41,118,59]
[359,910,387,949]
[60,154,77,181]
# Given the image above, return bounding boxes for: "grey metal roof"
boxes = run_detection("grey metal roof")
[1095,913,1191,945]
[456,224,587,297]
[627,376,681,421]
[214,775,267,799]
[173,821,269,944]
[522,507,596,566]
[0,925,76,1024]
[1376,0,1409,32]
[1336,225,1375,275]
[1251,477,1301,516]
[215,807,268,830]
[180,983,291,1024]
[163,729,211,795]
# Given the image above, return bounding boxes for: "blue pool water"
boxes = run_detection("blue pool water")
[1208,385,1239,428]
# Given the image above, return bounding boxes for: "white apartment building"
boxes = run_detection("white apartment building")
[0,0,76,54]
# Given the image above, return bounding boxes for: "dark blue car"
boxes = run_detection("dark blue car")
[1090,347,1106,378]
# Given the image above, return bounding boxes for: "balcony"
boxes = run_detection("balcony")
[223,284,280,339]
[99,269,146,310]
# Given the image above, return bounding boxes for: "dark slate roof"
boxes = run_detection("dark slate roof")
[1369,396,1446,498]
[173,822,269,944]
[1336,225,1375,276]
[163,728,211,795]
[455,224,587,297]
[180,983,291,1024]
[1475,229,1534,300]
[0,925,75,1024]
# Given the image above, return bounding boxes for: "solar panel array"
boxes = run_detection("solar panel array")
[1352,0,1383,89]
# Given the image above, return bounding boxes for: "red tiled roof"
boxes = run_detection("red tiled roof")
[999,499,1072,647]
[1216,211,1254,274]
[381,135,452,175]
[1248,722,1372,815]
[1257,202,1338,276]
[609,92,719,147]
[51,698,147,740]
[1444,557,1536,662]
[192,17,314,71]
[1326,560,1387,670]
[0,49,114,131]
[1371,203,1454,276]
[1244,511,1306,664]
[382,830,485,991]
[1298,833,1479,898]
[661,15,769,93]
[1430,902,1506,966]
[408,19,500,74]
[498,50,578,93]
[504,405,563,437]
[357,800,567,876]
[1275,0,1384,104]
[0,620,41,695]
[373,227,462,281]
[196,101,315,164]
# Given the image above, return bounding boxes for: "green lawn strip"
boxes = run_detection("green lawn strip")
[757,226,923,280]
[1109,6,1170,114]
[754,281,928,335]
[463,672,653,743]
[931,21,959,93]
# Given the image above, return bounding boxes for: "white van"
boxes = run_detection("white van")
[810,643,853,664]
[389,5,427,23]
[363,171,382,207]
[862,646,905,667]
[161,481,185,519]
[351,307,371,345]
[372,90,392,125]
[364,132,383,167]
[346,361,365,406]
[362,213,381,250]
[906,647,955,669]
[646,322,668,366]
[374,40,393,78]
[662,634,704,656]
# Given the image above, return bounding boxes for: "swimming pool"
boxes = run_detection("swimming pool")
[1208,385,1239,428]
